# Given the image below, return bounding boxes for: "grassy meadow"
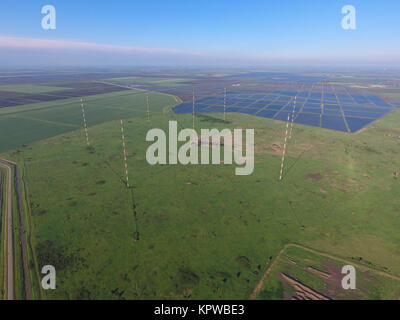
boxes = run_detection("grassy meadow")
[0,84,400,299]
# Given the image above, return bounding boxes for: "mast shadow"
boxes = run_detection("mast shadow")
[282,149,308,180]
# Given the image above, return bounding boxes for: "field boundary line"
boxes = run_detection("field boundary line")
[95,80,183,104]
[0,90,143,119]
[250,243,400,300]
[13,115,79,128]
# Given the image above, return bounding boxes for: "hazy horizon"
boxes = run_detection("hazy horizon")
[0,0,399,67]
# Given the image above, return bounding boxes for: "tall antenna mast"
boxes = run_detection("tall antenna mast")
[120,118,130,188]
[223,87,227,122]
[289,95,297,139]
[80,97,90,146]
[192,88,195,130]
[279,112,291,181]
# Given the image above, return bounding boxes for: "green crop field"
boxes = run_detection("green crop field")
[1,86,400,299]
[0,85,73,94]
[102,77,189,87]
[0,89,177,152]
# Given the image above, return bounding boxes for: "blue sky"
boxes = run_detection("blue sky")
[0,0,399,66]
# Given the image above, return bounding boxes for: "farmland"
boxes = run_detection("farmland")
[0,89,177,152]
[0,85,74,94]
[1,71,400,299]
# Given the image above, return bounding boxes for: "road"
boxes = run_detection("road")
[0,158,31,300]
[0,161,13,300]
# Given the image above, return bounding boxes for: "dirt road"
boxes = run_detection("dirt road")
[0,162,13,300]
[0,158,31,300]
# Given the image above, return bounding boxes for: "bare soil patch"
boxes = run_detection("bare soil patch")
[307,172,322,180]
[306,266,331,279]
[280,273,330,300]
[269,142,283,156]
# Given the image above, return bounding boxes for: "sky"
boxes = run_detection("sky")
[0,0,399,67]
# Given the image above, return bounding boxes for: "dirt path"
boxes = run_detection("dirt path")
[0,162,13,300]
[249,244,289,300]
[250,243,400,300]
[0,158,31,300]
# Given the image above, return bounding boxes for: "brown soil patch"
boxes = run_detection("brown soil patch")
[306,266,331,279]
[280,273,330,300]
[322,260,351,299]
[307,172,322,180]
[270,142,283,156]
[250,243,400,300]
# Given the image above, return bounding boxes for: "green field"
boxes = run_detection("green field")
[0,89,177,152]
[0,85,72,94]
[1,86,400,299]
[102,76,189,87]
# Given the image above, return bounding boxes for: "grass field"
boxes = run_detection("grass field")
[102,77,189,87]
[1,85,400,299]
